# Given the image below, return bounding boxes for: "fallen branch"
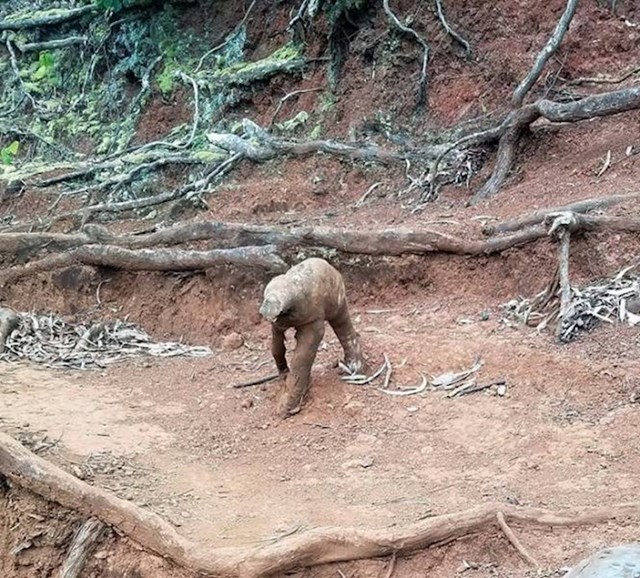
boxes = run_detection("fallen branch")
[232,373,280,388]
[1,432,640,578]
[0,245,286,286]
[483,193,640,235]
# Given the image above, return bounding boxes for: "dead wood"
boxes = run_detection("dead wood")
[0,307,20,352]
[2,432,640,578]
[0,245,286,286]
[483,193,640,235]
[232,373,281,388]
[59,517,106,578]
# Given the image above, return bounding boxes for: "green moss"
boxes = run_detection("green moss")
[193,150,226,163]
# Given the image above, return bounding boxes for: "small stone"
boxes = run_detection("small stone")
[360,456,374,468]
[496,384,507,396]
[221,332,244,351]
[94,551,108,560]
[241,398,253,409]
[406,406,418,413]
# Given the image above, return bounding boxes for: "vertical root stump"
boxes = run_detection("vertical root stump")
[1,432,640,578]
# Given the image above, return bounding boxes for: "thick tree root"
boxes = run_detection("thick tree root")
[2,207,640,283]
[482,193,640,235]
[1,432,640,578]
[472,86,640,201]
[0,244,286,286]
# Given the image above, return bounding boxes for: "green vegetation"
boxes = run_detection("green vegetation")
[1,141,20,165]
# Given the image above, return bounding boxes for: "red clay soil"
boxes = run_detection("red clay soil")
[1,0,640,577]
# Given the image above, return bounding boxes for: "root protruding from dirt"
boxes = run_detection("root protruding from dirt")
[0,244,286,286]
[2,432,640,578]
[2,197,640,282]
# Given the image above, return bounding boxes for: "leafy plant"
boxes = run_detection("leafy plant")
[1,141,20,165]
[32,51,55,81]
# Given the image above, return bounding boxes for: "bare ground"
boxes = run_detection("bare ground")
[2,0,640,576]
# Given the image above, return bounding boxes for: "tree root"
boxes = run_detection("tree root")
[1,431,640,578]
[382,0,430,108]
[482,193,640,235]
[0,245,286,286]
[511,0,580,107]
[434,0,471,57]
[0,5,97,31]
[3,203,640,271]
[496,511,539,568]
[4,153,242,234]
[470,85,640,202]
[207,119,426,164]
[59,518,107,578]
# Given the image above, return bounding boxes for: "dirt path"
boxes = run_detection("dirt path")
[2,302,639,558]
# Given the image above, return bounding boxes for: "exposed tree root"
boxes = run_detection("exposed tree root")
[511,0,580,107]
[4,153,242,233]
[472,85,640,201]
[482,193,640,235]
[3,206,640,274]
[1,432,640,578]
[207,119,427,164]
[434,0,471,56]
[0,5,97,31]
[0,220,547,263]
[0,245,286,286]
[382,0,430,107]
